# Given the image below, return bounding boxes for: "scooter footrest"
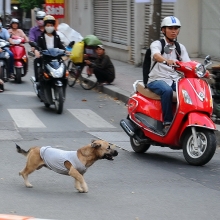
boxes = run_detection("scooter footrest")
[135,113,163,133]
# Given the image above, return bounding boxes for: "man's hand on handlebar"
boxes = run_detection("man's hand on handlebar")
[166,59,177,66]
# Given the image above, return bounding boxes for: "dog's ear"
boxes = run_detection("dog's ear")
[91,141,101,148]
[91,139,96,144]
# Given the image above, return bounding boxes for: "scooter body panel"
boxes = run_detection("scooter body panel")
[10,44,28,77]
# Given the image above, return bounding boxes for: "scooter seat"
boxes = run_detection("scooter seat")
[137,82,177,102]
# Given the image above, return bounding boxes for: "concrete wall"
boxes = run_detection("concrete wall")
[175,0,200,58]
[67,0,93,37]
[65,0,202,64]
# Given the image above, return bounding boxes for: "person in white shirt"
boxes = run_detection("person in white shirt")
[147,16,190,133]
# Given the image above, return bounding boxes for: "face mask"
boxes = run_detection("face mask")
[0,22,2,28]
[45,26,55,34]
[36,20,44,27]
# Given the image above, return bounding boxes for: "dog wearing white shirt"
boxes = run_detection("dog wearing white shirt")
[16,140,118,193]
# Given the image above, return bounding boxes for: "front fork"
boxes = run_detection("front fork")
[52,81,63,101]
[191,127,199,151]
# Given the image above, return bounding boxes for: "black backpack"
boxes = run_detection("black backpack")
[143,39,181,85]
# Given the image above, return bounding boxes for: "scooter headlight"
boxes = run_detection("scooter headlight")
[182,89,192,105]
[195,64,206,78]
[46,63,64,78]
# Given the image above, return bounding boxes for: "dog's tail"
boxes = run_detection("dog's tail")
[16,143,29,157]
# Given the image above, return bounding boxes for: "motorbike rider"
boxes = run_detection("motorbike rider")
[147,16,190,133]
[0,17,15,79]
[8,18,29,42]
[29,11,46,82]
[34,15,66,97]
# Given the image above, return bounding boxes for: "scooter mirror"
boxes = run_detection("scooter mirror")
[204,55,211,65]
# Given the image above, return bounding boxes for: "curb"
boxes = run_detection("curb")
[98,84,130,103]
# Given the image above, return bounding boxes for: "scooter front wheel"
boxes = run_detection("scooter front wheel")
[130,137,151,153]
[54,86,64,114]
[182,128,216,166]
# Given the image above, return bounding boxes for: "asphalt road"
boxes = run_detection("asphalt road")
[0,59,220,220]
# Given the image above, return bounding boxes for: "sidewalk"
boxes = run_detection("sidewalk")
[100,58,219,103]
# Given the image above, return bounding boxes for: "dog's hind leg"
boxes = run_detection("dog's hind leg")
[19,148,44,188]
[65,161,88,193]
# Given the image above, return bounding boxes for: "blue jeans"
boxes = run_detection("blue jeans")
[4,47,14,74]
[147,80,176,125]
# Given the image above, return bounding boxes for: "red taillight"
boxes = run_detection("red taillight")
[22,55,27,62]
[127,98,138,112]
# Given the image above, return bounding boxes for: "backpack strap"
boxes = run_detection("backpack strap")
[150,39,166,71]
[174,41,181,61]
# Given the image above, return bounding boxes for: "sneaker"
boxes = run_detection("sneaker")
[163,125,170,134]
[10,74,15,79]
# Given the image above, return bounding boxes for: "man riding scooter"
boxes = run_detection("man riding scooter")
[147,16,190,133]
[29,11,46,83]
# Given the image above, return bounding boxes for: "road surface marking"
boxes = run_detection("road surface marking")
[68,109,115,128]
[8,109,46,128]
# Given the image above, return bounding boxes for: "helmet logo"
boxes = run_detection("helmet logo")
[170,16,176,23]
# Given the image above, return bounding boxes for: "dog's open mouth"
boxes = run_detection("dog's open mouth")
[103,154,114,160]
[103,151,118,160]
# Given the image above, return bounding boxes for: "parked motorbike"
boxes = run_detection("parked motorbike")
[120,50,216,166]
[29,41,68,114]
[10,35,28,83]
[0,39,10,82]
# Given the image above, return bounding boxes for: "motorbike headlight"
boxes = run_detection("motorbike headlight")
[182,89,192,105]
[46,63,64,78]
[195,64,206,78]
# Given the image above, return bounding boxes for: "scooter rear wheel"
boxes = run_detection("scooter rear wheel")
[130,137,151,153]
[15,68,22,84]
[182,128,216,166]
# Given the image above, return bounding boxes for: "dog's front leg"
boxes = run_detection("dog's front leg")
[64,161,88,193]
[69,166,88,193]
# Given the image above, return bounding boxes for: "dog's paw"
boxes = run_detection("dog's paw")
[25,183,33,188]
[81,183,88,193]
[77,188,84,193]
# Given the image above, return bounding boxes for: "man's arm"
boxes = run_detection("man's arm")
[28,28,36,42]
[90,55,110,69]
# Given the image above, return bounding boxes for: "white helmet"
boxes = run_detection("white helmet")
[36,11,46,20]
[10,18,19,25]
[161,16,181,29]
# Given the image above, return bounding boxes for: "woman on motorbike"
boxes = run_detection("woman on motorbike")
[8,18,29,42]
[34,15,65,59]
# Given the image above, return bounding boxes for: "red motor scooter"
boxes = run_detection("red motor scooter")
[120,53,217,166]
[10,35,28,83]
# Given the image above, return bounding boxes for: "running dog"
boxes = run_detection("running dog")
[16,140,118,193]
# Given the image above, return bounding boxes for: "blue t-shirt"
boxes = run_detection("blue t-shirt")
[0,28,10,41]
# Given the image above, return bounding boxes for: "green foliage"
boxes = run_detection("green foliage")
[18,0,45,11]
